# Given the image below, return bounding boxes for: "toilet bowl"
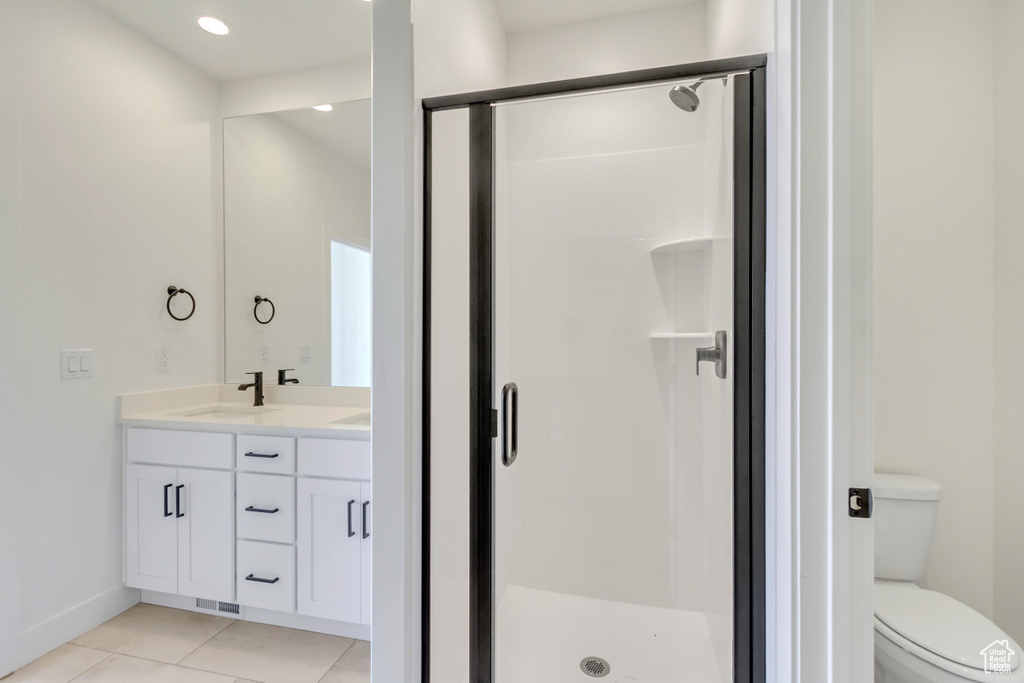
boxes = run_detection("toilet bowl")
[873,473,1024,682]
[874,580,1024,682]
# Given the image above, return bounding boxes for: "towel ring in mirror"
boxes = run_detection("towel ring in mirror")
[254,295,275,325]
[166,286,195,322]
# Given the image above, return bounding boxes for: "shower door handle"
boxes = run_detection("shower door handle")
[696,330,728,379]
[501,382,519,467]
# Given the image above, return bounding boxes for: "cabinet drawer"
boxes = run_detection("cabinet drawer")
[127,428,233,469]
[237,473,295,544]
[237,540,295,613]
[236,435,295,474]
[297,438,371,480]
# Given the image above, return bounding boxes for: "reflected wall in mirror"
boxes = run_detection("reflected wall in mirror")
[225,99,371,386]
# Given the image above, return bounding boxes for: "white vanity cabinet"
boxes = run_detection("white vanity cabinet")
[297,478,368,623]
[123,425,371,633]
[295,437,372,625]
[125,463,235,602]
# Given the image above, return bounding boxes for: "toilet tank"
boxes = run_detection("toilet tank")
[874,473,942,581]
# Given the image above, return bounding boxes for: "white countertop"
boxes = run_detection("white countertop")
[117,385,371,439]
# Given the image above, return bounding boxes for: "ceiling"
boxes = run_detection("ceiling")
[90,0,371,82]
[272,99,372,169]
[493,0,699,33]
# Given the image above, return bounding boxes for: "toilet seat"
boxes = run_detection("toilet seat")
[875,581,1022,680]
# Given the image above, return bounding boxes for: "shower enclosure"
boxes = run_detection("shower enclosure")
[423,56,766,683]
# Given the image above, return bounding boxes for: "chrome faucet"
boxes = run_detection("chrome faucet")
[238,371,265,407]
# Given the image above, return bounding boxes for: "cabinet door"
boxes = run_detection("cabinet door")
[297,478,362,622]
[360,482,372,626]
[177,468,235,601]
[125,464,177,594]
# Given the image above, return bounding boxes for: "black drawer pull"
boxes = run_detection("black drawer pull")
[244,452,279,459]
[175,484,185,518]
[362,501,370,539]
[163,484,173,517]
[245,506,280,514]
[245,574,280,584]
[347,499,356,538]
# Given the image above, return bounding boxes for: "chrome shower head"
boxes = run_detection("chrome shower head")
[669,80,703,112]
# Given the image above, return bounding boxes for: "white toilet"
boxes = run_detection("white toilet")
[874,473,1024,682]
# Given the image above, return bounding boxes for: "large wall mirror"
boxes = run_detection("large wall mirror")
[224,99,371,387]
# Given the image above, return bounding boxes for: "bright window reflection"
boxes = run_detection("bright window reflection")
[331,240,371,387]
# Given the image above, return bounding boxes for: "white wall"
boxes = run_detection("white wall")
[220,60,372,120]
[372,0,420,678]
[873,0,996,617]
[506,4,707,85]
[0,14,24,672]
[705,0,774,59]
[0,0,221,674]
[412,0,508,98]
[993,0,1024,646]
[224,111,371,385]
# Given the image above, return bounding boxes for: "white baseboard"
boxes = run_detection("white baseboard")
[12,585,140,674]
[140,591,370,641]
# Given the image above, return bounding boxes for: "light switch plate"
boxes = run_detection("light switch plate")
[300,345,312,362]
[157,346,172,372]
[259,345,270,364]
[61,349,94,379]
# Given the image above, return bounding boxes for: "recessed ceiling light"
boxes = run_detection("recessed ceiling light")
[313,104,334,112]
[196,16,231,35]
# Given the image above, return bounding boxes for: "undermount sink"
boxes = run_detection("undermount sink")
[174,407,279,420]
[332,412,371,426]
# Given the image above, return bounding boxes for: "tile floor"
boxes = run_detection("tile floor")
[3,604,370,683]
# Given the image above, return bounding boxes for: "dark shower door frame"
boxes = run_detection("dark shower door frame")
[421,54,767,683]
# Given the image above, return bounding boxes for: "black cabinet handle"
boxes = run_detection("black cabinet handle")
[245,506,279,514]
[362,501,370,539]
[244,452,278,459]
[347,499,356,538]
[245,574,280,584]
[175,484,185,518]
[163,484,173,517]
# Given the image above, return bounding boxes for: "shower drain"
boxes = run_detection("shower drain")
[580,656,610,678]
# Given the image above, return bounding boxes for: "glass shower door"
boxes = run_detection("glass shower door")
[487,77,739,683]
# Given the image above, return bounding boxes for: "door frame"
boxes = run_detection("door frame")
[421,55,768,683]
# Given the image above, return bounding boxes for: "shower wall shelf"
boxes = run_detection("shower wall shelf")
[650,332,714,340]
[650,236,715,254]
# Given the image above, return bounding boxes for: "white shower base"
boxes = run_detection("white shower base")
[495,586,725,683]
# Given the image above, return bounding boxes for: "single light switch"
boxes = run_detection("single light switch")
[78,350,94,378]
[68,355,79,373]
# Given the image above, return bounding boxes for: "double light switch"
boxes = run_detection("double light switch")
[61,349,94,379]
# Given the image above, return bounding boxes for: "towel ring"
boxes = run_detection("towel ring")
[254,295,275,325]
[166,286,195,322]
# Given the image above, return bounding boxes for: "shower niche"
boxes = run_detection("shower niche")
[650,236,715,340]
